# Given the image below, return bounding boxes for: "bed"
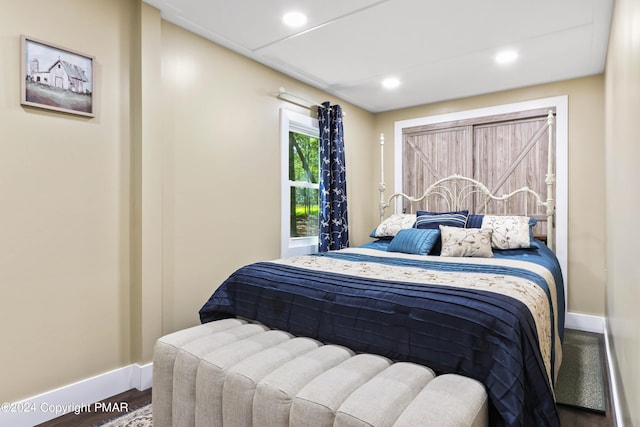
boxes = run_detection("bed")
[197,114,563,427]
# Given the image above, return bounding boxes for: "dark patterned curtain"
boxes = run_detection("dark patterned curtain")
[318,102,349,252]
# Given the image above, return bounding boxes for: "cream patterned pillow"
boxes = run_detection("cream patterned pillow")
[439,225,494,258]
[481,215,531,250]
[371,214,416,238]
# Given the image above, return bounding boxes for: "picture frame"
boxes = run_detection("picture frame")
[21,35,95,117]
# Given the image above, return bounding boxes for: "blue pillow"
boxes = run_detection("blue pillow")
[466,214,484,228]
[387,228,441,255]
[415,210,469,229]
[414,210,469,255]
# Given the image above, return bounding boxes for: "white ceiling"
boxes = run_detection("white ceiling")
[142,0,613,113]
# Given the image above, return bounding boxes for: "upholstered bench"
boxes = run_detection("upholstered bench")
[152,318,488,427]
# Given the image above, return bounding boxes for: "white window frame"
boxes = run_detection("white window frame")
[280,109,320,258]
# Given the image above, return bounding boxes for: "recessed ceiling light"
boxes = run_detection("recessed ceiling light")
[495,50,518,65]
[382,77,400,89]
[282,11,307,28]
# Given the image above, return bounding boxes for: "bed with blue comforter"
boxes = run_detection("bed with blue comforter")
[199,238,564,427]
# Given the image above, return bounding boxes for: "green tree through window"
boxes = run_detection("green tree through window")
[288,131,319,238]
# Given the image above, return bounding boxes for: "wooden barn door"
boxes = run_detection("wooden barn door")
[473,113,551,216]
[402,124,473,212]
[401,108,554,232]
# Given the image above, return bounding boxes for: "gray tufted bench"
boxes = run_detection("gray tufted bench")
[152,318,488,427]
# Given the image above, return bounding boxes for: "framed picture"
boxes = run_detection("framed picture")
[21,35,94,117]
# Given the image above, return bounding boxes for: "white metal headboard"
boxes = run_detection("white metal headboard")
[379,111,556,251]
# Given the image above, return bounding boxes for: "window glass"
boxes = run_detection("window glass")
[280,110,319,257]
[288,131,319,238]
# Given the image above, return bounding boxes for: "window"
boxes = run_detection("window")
[280,109,320,257]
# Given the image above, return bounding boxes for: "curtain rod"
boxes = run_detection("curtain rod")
[275,87,346,116]
[275,87,324,109]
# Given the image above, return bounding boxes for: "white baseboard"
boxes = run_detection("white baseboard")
[565,311,604,333]
[0,362,152,427]
[603,319,625,427]
[565,312,626,426]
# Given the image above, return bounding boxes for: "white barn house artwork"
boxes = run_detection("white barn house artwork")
[29,58,89,94]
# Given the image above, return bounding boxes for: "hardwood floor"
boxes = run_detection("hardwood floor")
[559,404,614,427]
[35,388,151,427]
[34,331,616,426]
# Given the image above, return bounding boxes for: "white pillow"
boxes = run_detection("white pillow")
[371,214,416,238]
[439,226,494,258]
[481,215,531,250]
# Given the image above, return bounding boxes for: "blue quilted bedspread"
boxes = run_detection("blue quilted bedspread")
[199,242,564,427]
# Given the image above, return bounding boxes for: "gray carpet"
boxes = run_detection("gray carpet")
[554,330,606,413]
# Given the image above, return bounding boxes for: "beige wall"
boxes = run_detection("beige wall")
[374,76,606,317]
[0,0,136,402]
[0,0,375,403]
[605,0,640,424]
[158,22,376,335]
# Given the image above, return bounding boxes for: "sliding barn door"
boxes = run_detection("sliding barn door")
[402,125,473,212]
[402,108,554,235]
[473,115,550,216]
